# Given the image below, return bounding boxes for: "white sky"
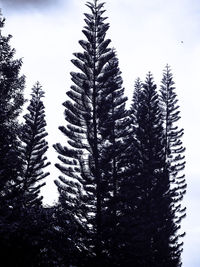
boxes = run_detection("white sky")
[0,0,199,266]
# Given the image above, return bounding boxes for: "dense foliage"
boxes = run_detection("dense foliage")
[0,1,186,266]
[0,14,25,212]
[20,82,50,208]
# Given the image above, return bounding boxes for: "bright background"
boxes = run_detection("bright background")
[0,0,199,266]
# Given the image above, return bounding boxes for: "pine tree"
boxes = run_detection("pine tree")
[98,54,128,265]
[160,65,186,266]
[54,0,127,265]
[8,83,52,266]
[0,13,26,266]
[20,82,50,207]
[117,77,144,266]
[136,73,166,267]
[0,14,25,211]
[123,73,167,266]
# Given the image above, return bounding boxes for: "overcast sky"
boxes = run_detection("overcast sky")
[0,0,199,266]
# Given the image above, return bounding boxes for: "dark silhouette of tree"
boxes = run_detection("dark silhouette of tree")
[121,71,186,267]
[117,77,144,266]
[54,1,128,265]
[98,54,129,265]
[0,79,53,267]
[0,6,187,267]
[160,65,186,266]
[0,13,26,267]
[122,73,167,266]
[20,82,50,207]
[0,13,25,210]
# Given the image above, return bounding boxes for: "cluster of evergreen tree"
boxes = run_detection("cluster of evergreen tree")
[0,15,54,266]
[0,0,186,266]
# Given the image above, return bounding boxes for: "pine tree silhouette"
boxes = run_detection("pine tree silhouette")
[160,65,186,266]
[54,0,128,265]
[124,73,166,266]
[0,13,26,267]
[0,13,25,213]
[99,54,129,265]
[20,82,50,207]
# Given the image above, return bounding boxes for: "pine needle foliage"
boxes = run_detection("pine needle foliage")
[0,14,25,209]
[124,73,167,266]
[99,54,129,264]
[0,13,26,266]
[123,70,186,266]
[160,65,186,266]
[20,82,50,207]
[54,0,128,264]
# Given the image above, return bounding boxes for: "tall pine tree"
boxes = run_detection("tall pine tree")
[118,77,144,266]
[54,1,127,265]
[160,65,186,266]
[20,82,50,207]
[98,54,128,265]
[124,73,167,266]
[0,13,25,266]
[0,13,25,212]
[123,70,186,266]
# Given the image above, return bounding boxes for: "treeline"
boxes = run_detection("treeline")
[0,0,186,266]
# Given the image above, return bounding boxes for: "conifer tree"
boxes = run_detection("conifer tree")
[160,65,186,266]
[8,83,51,266]
[124,73,168,266]
[54,0,127,264]
[98,54,128,264]
[20,82,50,207]
[0,13,25,266]
[0,14,25,210]
[118,77,144,265]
